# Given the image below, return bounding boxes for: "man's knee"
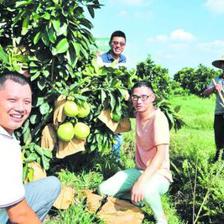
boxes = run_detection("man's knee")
[45,176,61,199]
[98,182,108,196]
[143,188,158,202]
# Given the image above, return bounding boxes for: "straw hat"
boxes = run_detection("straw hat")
[212,55,224,69]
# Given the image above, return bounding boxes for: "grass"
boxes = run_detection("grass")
[45,94,220,224]
[170,95,215,160]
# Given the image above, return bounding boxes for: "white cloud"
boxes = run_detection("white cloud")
[147,29,195,43]
[119,10,128,16]
[197,40,224,52]
[169,43,189,50]
[123,0,145,4]
[170,29,195,41]
[205,0,224,14]
[147,34,168,43]
[133,10,153,19]
[109,0,152,6]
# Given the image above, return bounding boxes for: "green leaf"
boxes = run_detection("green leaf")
[37,80,46,91]
[47,27,56,43]
[36,97,44,107]
[25,153,38,162]
[21,17,29,35]
[23,126,32,145]
[109,92,116,111]
[53,38,69,55]
[87,5,95,18]
[41,33,50,46]
[40,102,50,115]
[72,42,81,58]
[34,144,43,156]
[31,71,41,81]
[52,19,60,33]
[100,89,107,105]
[29,115,37,124]
[43,149,52,158]
[42,12,51,20]
[16,0,32,7]
[79,18,93,29]
[0,45,9,64]
[43,70,50,78]
[41,154,48,170]
[26,167,34,181]
[57,23,68,36]
[67,47,77,67]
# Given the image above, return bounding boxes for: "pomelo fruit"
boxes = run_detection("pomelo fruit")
[73,122,90,140]
[57,122,74,142]
[111,113,121,122]
[77,102,91,118]
[63,101,78,117]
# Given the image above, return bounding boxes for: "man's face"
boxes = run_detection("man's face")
[0,80,32,134]
[110,36,126,57]
[131,86,155,113]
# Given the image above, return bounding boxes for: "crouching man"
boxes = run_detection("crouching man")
[0,73,61,224]
[98,81,172,224]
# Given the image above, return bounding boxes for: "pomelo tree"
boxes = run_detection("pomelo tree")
[0,0,183,180]
[0,0,137,177]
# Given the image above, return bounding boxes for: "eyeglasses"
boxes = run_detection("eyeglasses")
[112,41,126,47]
[131,94,150,102]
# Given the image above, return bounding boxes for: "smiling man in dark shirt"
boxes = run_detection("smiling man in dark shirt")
[97,30,127,67]
[97,31,127,161]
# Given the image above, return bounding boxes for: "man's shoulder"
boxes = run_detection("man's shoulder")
[154,109,169,124]
[99,51,127,63]
[119,54,126,63]
[100,51,112,63]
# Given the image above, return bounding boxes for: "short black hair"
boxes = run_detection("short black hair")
[109,30,126,44]
[0,72,31,90]
[131,80,154,94]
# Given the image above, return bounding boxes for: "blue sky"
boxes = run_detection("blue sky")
[91,0,224,75]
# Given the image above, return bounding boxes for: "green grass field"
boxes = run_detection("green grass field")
[45,95,222,224]
[170,95,215,161]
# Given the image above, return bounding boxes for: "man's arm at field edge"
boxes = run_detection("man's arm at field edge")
[203,83,223,96]
[7,199,41,224]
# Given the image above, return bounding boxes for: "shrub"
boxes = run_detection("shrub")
[174,64,221,96]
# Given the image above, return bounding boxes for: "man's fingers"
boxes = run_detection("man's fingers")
[131,192,144,204]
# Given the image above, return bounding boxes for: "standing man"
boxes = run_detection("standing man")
[0,73,61,224]
[98,81,172,224]
[97,30,127,160]
[97,30,127,67]
[203,56,224,161]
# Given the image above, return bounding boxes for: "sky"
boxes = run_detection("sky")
[91,0,224,75]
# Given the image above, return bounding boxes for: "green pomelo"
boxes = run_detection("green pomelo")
[77,102,91,118]
[64,101,78,117]
[73,122,90,140]
[111,113,121,122]
[57,122,74,142]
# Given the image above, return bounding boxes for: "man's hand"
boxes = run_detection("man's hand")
[131,179,145,204]
[214,83,223,92]
[7,199,41,224]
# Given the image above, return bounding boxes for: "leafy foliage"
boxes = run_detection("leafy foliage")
[174,64,221,96]
[171,158,224,224]
[136,55,184,130]
[0,0,101,145]
[136,55,173,98]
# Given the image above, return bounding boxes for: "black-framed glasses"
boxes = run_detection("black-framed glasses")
[112,41,126,47]
[131,94,150,102]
